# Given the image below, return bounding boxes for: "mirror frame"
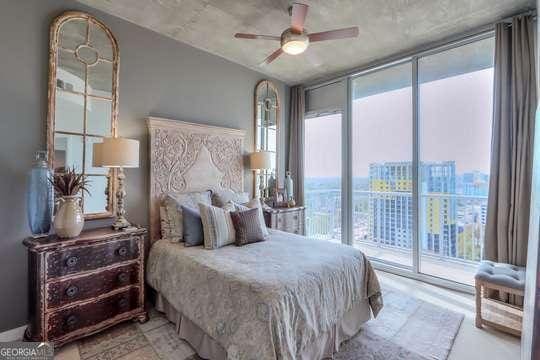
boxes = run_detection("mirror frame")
[253,80,280,196]
[46,11,119,220]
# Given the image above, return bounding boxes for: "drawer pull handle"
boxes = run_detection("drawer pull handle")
[117,246,128,257]
[66,256,78,268]
[117,297,129,309]
[65,315,78,328]
[117,272,129,283]
[65,285,79,298]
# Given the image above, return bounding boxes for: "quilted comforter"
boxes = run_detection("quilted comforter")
[146,229,383,360]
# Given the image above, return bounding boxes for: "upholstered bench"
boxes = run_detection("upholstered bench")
[475,260,525,336]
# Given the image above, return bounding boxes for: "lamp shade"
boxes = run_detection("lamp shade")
[250,151,272,170]
[93,137,139,168]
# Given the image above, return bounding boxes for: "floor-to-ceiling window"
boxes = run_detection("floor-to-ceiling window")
[351,63,413,268]
[304,112,342,242]
[303,32,495,288]
[418,37,494,285]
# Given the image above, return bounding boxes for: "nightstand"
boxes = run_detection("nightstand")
[23,226,147,347]
[263,206,305,235]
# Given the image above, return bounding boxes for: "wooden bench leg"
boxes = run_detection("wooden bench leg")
[475,280,483,329]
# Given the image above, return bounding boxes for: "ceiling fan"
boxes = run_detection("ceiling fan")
[234,2,359,66]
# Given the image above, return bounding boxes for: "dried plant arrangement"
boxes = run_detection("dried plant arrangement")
[50,167,90,197]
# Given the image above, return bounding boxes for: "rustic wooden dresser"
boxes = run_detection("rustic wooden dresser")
[23,227,147,347]
[263,206,306,235]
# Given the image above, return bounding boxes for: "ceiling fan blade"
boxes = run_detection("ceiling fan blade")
[234,33,280,41]
[308,27,359,42]
[290,3,308,33]
[260,48,284,66]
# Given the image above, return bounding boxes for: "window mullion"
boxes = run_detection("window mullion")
[412,56,420,274]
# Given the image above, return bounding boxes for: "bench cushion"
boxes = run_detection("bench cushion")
[475,260,525,291]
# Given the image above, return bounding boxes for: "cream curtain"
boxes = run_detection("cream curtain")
[485,15,537,267]
[287,85,305,205]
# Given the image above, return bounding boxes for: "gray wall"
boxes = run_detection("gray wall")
[0,0,288,331]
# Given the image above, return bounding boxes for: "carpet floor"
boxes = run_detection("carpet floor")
[75,285,463,360]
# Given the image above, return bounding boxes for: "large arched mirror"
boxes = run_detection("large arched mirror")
[254,80,280,196]
[47,11,119,219]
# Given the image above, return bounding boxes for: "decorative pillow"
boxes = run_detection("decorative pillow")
[212,189,250,208]
[230,208,266,246]
[230,198,269,237]
[199,202,236,249]
[161,191,212,242]
[181,206,204,247]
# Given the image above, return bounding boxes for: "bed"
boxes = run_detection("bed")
[146,117,383,360]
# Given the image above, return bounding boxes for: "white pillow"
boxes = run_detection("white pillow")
[161,191,212,242]
[212,189,250,207]
[199,202,236,249]
[230,198,269,237]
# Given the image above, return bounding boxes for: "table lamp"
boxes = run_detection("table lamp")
[93,137,139,230]
[250,151,272,198]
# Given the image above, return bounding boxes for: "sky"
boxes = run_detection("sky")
[304,68,494,178]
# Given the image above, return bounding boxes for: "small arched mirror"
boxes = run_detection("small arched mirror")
[254,80,280,196]
[47,11,119,219]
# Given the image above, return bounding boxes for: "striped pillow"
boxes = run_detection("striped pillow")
[198,203,236,249]
[230,198,269,237]
[230,208,266,246]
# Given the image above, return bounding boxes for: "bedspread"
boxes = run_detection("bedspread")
[146,230,382,360]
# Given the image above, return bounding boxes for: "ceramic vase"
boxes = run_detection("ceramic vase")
[27,151,54,237]
[54,196,84,238]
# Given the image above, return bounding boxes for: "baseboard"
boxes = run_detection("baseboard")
[0,325,26,342]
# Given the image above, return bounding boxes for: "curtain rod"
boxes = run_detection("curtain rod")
[501,9,536,24]
[303,8,536,91]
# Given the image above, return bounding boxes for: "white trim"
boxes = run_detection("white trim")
[0,325,26,342]
[373,261,474,294]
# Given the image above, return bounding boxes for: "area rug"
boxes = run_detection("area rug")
[77,286,463,360]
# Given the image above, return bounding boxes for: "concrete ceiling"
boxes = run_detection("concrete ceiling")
[78,0,534,85]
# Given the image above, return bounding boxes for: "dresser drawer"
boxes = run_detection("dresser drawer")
[277,213,301,228]
[46,263,140,310]
[47,287,140,340]
[46,237,140,279]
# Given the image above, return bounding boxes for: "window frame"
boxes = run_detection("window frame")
[303,30,496,294]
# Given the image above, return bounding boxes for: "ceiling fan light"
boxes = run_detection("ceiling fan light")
[282,40,308,55]
[281,28,309,55]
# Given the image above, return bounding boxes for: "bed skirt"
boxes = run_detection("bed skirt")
[155,292,371,360]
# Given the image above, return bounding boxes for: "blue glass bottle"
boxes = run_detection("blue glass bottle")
[27,151,53,237]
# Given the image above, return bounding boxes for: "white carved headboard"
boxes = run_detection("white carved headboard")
[147,117,246,243]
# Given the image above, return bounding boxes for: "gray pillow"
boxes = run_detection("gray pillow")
[230,208,266,246]
[181,206,204,247]
[212,189,250,207]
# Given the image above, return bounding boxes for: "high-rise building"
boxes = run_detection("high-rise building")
[420,162,457,257]
[368,162,413,248]
[461,171,489,196]
[368,161,457,257]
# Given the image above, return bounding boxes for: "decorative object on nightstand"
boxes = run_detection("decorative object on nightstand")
[284,170,295,207]
[50,167,90,238]
[23,226,148,347]
[263,206,305,235]
[93,137,139,230]
[250,151,273,198]
[27,151,54,237]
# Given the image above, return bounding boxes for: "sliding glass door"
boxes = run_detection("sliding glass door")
[351,63,413,268]
[304,112,342,242]
[418,37,495,285]
[303,33,495,287]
